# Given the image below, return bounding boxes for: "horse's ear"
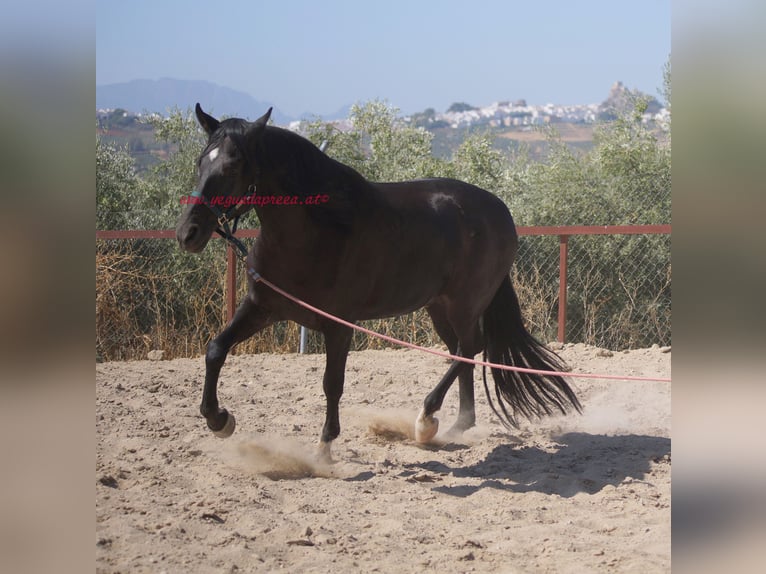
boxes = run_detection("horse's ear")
[246,107,272,142]
[253,107,272,130]
[195,103,220,136]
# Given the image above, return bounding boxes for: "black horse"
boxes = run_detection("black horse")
[176,104,580,461]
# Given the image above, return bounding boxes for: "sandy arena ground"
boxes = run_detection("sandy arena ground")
[96,343,670,573]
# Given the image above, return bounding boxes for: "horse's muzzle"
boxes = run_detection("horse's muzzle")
[176,223,209,253]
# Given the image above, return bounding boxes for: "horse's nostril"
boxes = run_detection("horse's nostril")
[185,224,199,243]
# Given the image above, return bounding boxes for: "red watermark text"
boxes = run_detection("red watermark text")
[180,194,330,207]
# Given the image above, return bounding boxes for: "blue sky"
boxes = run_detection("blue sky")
[97,0,670,117]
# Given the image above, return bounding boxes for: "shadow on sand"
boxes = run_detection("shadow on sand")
[407,432,671,498]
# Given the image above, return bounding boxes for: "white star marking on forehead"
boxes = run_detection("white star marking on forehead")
[208,148,219,161]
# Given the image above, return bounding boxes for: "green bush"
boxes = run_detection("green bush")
[96,95,670,358]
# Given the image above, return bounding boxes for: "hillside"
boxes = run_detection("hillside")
[96,110,593,172]
[96,80,668,170]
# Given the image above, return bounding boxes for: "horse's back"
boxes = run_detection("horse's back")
[373,177,517,248]
[376,176,513,218]
[333,177,518,316]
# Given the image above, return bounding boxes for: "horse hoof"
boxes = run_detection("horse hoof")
[415,409,439,443]
[211,411,236,438]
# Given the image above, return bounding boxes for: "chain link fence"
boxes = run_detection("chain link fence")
[514,232,671,349]
[96,226,670,361]
[97,101,670,360]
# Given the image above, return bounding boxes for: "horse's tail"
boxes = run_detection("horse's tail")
[482,275,582,428]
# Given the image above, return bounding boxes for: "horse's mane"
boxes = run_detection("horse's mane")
[257,126,374,231]
[204,119,373,232]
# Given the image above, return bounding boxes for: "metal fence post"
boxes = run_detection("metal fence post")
[557,234,569,343]
[299,324,308,354]
[226,243,237,324]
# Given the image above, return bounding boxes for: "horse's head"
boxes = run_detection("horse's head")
[175,103,272,253]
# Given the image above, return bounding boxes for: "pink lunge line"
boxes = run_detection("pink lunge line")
[248,269,671,383]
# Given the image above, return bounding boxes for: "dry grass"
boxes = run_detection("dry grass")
[96,241,225,361]
[512,265,559,343]
[96,249,145,360]
[96,240,669,361]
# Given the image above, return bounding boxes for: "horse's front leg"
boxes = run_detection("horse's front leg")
[201,297,273,437]
[317,323,353,462]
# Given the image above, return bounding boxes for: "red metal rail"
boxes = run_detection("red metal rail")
[96,225,670,343]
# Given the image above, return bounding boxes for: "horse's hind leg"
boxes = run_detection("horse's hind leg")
[317,323,353,463]
[451,368,477,435]
[201,298,273,437]
[416,304,478,442]
[416,358,473,442]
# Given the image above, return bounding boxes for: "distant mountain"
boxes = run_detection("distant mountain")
[96,78,293,124]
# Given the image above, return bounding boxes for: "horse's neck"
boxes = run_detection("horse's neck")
[256,152,376,241]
